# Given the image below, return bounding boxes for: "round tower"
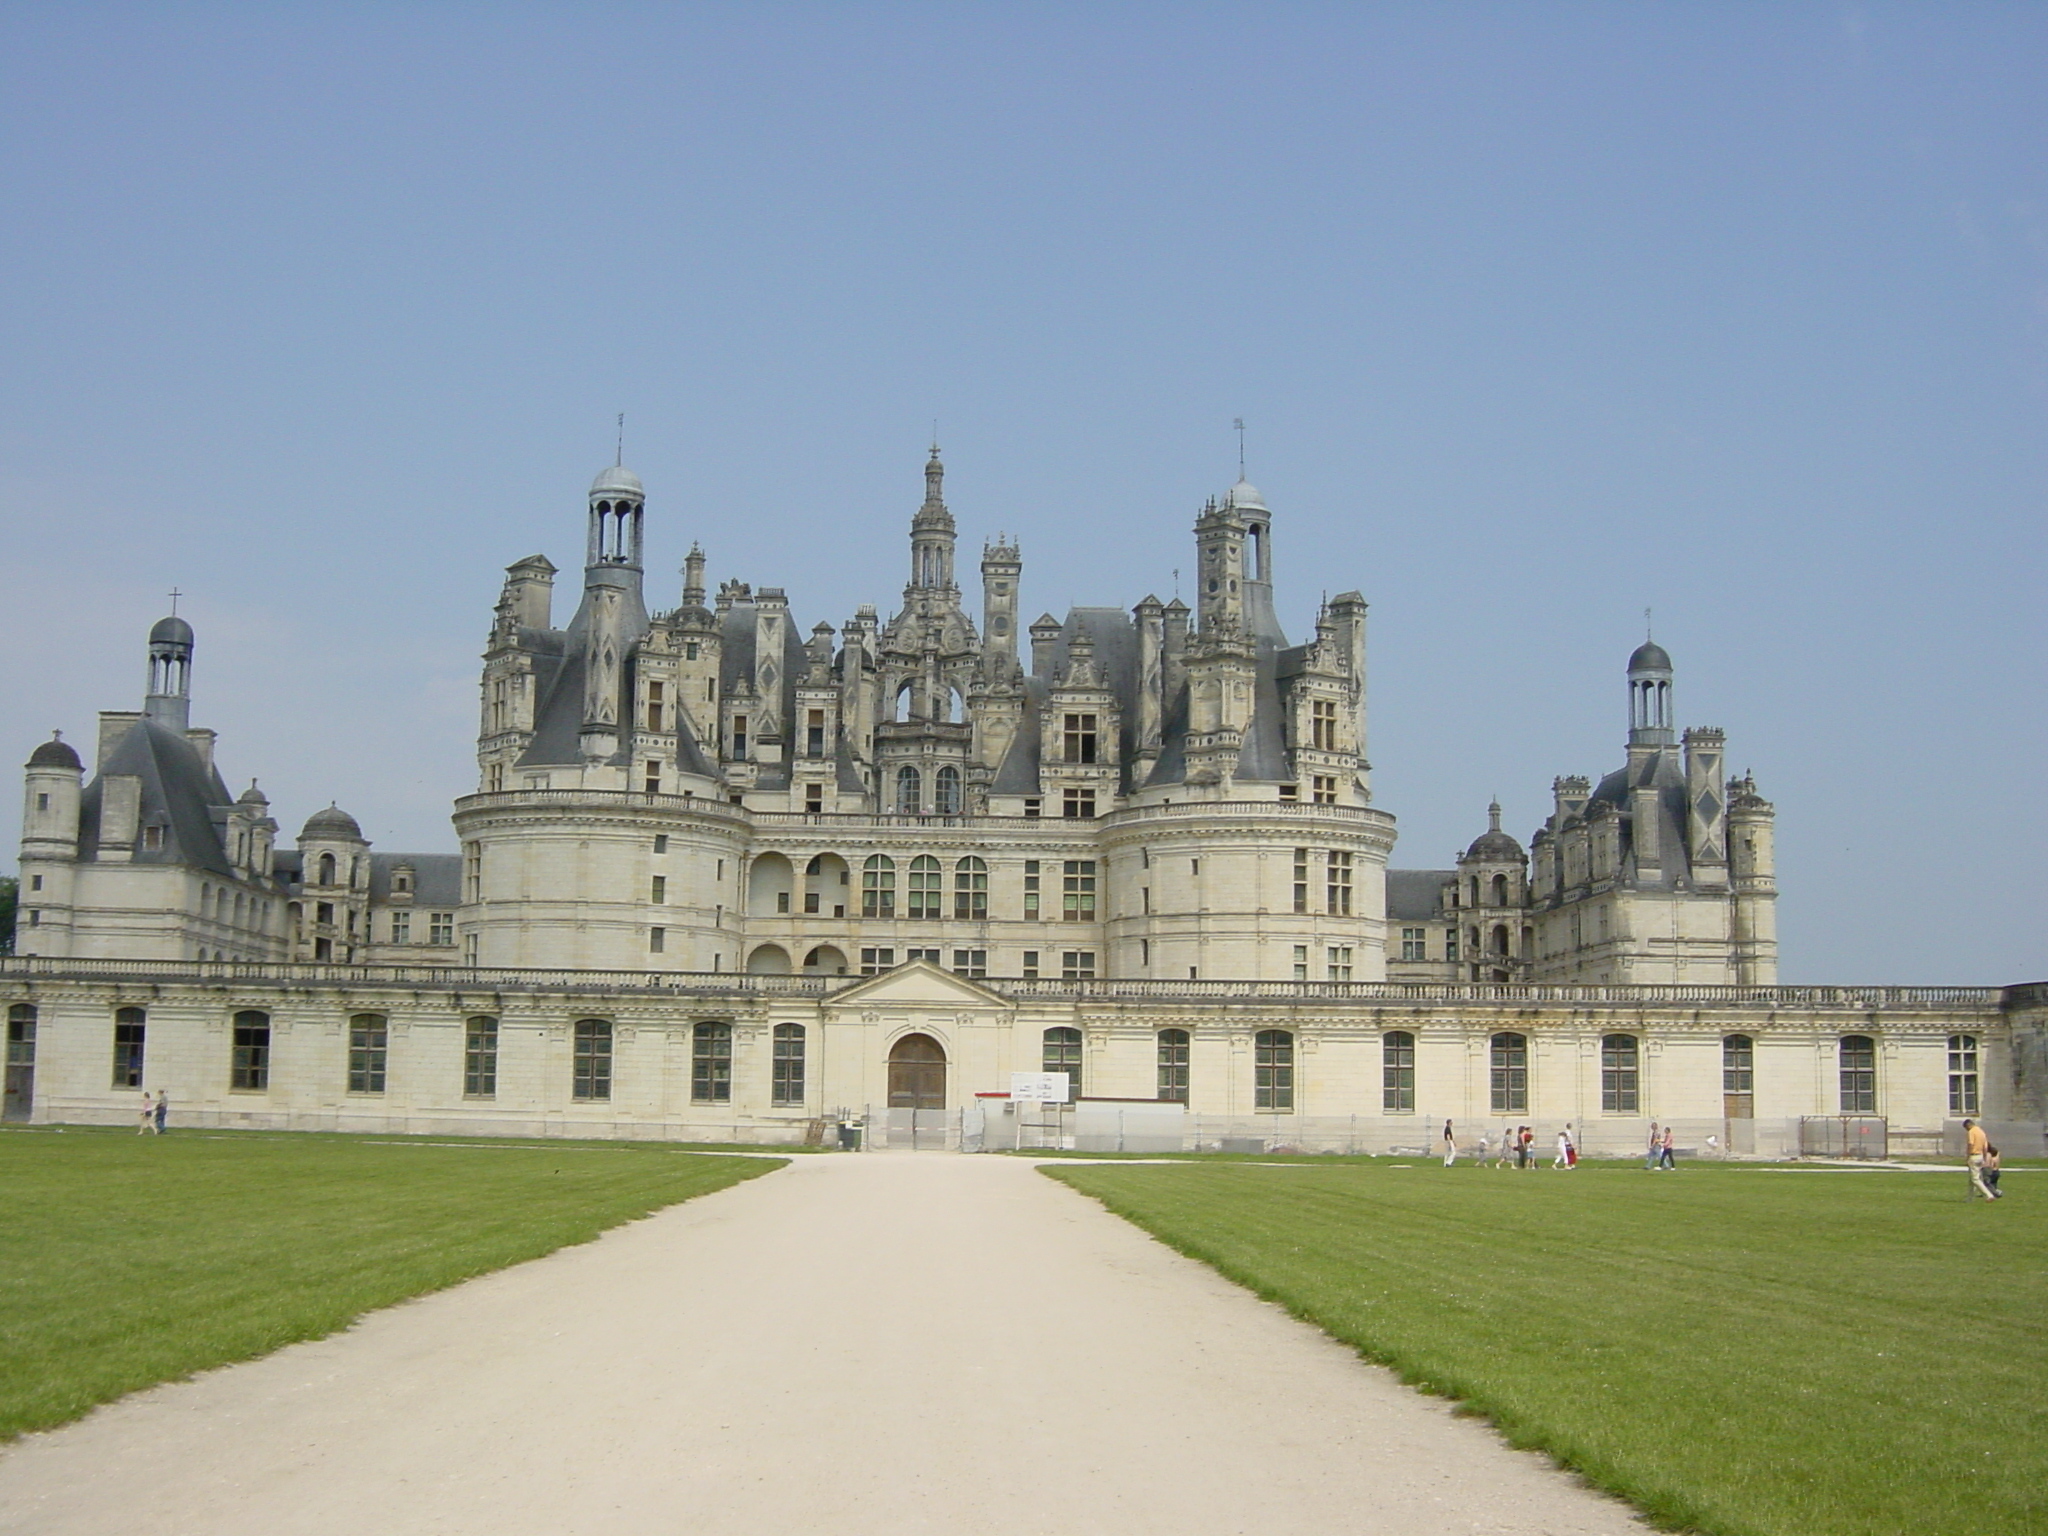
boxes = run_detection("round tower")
[18,733,84,956]
[145,613,195,732]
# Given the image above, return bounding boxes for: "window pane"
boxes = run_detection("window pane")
[1489,1032,1527,1114]
[691,1021,731,1103]
[1254,1030,1294,1110]
[772,1023,805,1106]
[464,1016,498,1098]
[1157,1029,1190,1103]
[1042,1027,1083,1099]
[574,1019,614,1101]
[1381,1031,1415,1113]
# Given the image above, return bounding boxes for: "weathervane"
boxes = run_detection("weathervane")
[1233,417,1246,478]
[616,413,625,466]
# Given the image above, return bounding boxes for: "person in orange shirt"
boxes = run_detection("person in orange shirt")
[1964,1119,1995,1201]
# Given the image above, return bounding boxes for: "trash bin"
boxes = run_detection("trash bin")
[838,1121,863,1152]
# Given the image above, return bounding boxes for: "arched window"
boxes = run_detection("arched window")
[861,855,896,918]
[691,1021,731,1103]
[1382,1030,1416,1113]
[772,1023,805,1106]
[934,764,961,815]
[1600,1034,1639,1113]
[1489,1032,1527,1114]
[317,853,336,886]
[1722,1034,1754,1119]
[1467,876,1479,909]
[112,1006,146,1089]
[1490,924,1510,956]
[1839,1035,1876,1114]
[1489,873,1508,906]
[1947,1034,1980,1117]
[1042,1026,1083,1100]
[348,1013,388,1094]
[573,1019,613,1101]
[895,765,922,814]
[953,856,988,920]
[231,1010,270,1091]
[1157,1028,1189,1103]
[907,856,943,921]
[1254,1030,1294,1110]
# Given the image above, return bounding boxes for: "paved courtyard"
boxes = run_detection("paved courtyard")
[0,1152,1641,1535]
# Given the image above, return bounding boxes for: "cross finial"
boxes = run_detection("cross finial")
[168,588,182,615]
[616,413,624,466]
[1233,417,1245,478]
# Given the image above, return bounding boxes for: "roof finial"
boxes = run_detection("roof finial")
[1488,799,1503,832]
[931,419,939,456]
[1233,416,1246,479]
[616,412,624,467]
[1645,605,1653,641]
[168,587,182,616]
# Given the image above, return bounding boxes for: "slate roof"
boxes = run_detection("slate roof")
[76,719,236,875]
[1386,869,1454,921]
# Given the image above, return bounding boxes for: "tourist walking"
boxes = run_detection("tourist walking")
[1553,1126,1573,1169]
[1646,1122,1662,1171]
[1964,1119,1995,1199]
[137,1092,155,1135]
[1659,1125,1676,1171]
[1564,1123,1579,1167]
[1441,1120,1457,1167]
[154,1092,169,1135]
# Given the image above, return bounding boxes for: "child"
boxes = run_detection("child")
[1983,1146,2003,1199]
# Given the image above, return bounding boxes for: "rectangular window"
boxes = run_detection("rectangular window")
[1062,860,1097,922]
[645,764,661,794]
[231,1011,269,1090]
[645,680,664,733]
[316,901,334,925]
[390,910,411,944]
[1382,1030,1416,1112]
[348,1014,388,1094]
[1722,1034,1755,1119]
[1062,787,1096,819]
[859,947,895,976]
[731,715,748,758]
[1061,950,1096,980]
[649,926,666,953]
[772,1024,805,1106]
[1947,1034,1980,1117]
[1292,944,1308,981]
[691,1022,731,1103]
[1157,1029,1190,1103]
[1839,1035,1877,1114]
[654,834,669,853]
[429,912,454,946]
[1023,798,1041,818]
[951,948,987,979]
[651,875,667,903]
[1400,926,1426,961]
[464,1016,498,1098]
[1021,950,1040,979]
[954,859,988,919]
[142,824,163,850]
[1490,1033,1529,1114]
[806,709,826,757]
[1278,782,1297,801]
[1139,937,1150,965]
[1326,946,1353,981]
[1063,712,1099,764]
[1600,1034,1640,1113]
[1292,848,1309,913]
[908,858,943,921]
[574,1019,613,1101]
[906,947,942,964]
[1023,860,1041,920]
[1311,698,1337,752]
[1445,927,1459,962]
[806,784,823,813]
[1326,850,1353,915]
[112,1008,146,1089]
[1254,1030,1294,1110]
[1312,775,1338,805]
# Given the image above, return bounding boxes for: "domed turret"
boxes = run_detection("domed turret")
[144,612,195,731]
[300,803,364,841]
[27,732,82,772]
[1462,801,1525,864]
[587,462,645,568]
[1226,479,1266,511]
[589,463,644,499]
[1628,639,1672,676]
[149,614,195,648]
[1627,637,1674,746]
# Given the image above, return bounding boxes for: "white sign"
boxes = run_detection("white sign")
[1010,1071,1071,1104]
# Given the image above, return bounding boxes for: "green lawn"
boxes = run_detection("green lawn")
[1045,1160,2043,1536]
[0,1125,782,1440]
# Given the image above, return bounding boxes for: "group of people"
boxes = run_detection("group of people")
[135,1092,169,1135]
[1645,1122,1677,1171]
[1439,1122,1577,1169]
[1963,1118,2004,1200]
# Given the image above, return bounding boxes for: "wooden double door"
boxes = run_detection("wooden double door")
[887,1033,947,1110]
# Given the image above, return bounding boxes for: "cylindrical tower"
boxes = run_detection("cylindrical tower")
[17,733,84,956]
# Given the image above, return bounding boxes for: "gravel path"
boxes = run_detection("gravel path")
[0,1152,1642,1535]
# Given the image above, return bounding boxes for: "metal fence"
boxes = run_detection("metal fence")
[1797,1115,1889,1160]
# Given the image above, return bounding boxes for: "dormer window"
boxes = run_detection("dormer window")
[142,825,164,851]
[1063,713,1098,764]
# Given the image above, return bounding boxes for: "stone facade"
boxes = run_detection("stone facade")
[15,447,2019,1153]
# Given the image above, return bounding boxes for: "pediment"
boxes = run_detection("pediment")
[827,960,1013,1010]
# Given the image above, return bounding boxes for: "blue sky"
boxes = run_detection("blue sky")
[2,3,2043,982]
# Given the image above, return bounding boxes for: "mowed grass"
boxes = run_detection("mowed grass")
[0,1126,782,1440]
[1045,1160,2045,1536]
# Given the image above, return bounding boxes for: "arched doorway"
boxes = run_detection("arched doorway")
[887,1033,947,1109]
[746,943,792,975]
